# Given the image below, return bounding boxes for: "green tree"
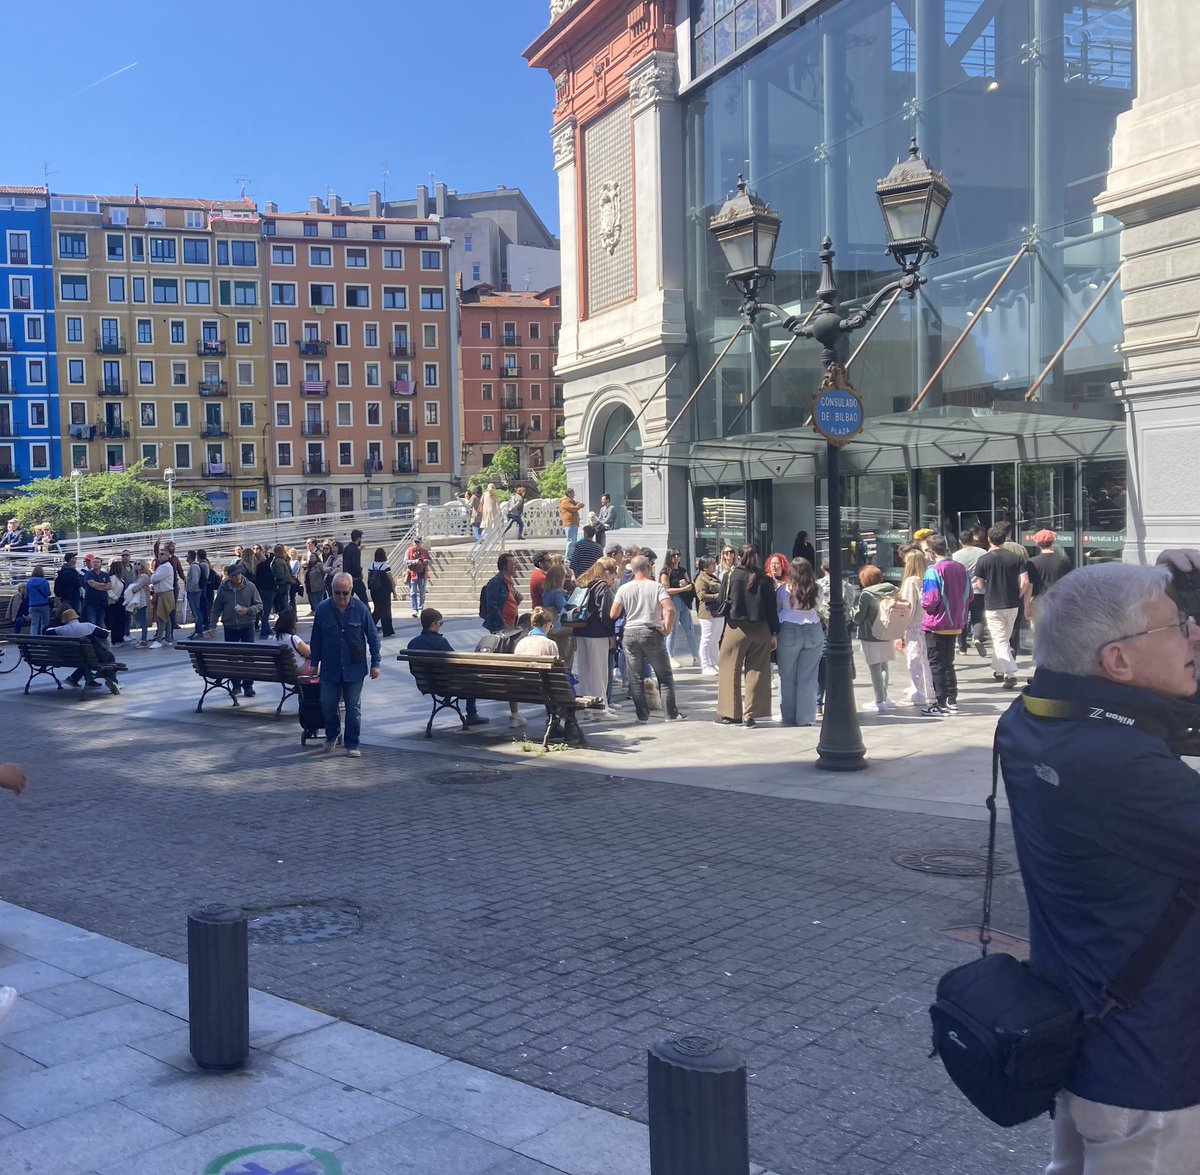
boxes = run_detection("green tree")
[536,458,567,500]
[11,464,207,539]
[467,444,521,494]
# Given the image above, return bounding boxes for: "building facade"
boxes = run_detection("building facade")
[0,186,61,490]
[528,0,1138,564]
[458,286,563,481]
[50,192,269,523]
[261,202,457,517]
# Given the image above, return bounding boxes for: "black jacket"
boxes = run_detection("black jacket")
[342,541,363,581]
[724,567,779,634]
[997,668,1200,1110]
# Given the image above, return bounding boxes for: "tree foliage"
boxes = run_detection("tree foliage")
[467,445,521,494]
[10,464,207,539]
[536,458,567,500]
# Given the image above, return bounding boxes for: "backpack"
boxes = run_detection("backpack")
[478,582,489,621]
[206,564,220,592]
[872,594,912,640]
[475,627,523,656]
[367,566,388,595]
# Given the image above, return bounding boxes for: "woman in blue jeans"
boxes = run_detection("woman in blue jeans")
[660,549,700,667]
[775,557,825,726]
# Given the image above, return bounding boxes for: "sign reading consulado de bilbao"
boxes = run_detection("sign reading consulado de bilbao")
[812,386,865,448]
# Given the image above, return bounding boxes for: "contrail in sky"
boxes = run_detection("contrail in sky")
[53,61,139,107]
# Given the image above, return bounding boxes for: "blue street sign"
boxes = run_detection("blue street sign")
[812,386,864,446]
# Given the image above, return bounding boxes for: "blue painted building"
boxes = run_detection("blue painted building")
[0,184,61,492]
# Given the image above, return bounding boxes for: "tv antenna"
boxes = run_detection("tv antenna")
[235,175,254,199]
[381,161,390,202]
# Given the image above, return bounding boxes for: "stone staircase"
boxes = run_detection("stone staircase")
[419,538,560,616]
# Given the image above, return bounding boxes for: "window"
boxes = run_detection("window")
[138,360,154,384]
[309,246,331,266]
[275,402,292,427]
[471,264,481,282]
[137,319,153,344]
[68,359,84,384]
[240,443,255,467]
[66,317,83,343]
[106,234,124,261]
[422,324,437,348]
[236,321,251,345]
[149,237,177,263]
[70,443,88,469]
[363,323,378,347]
[231,240,256,266]
[272,244,294,264]
[140,444,157,466]
[274,362,289,387]
[141,402,157,426]
[481,322,491,339]
[310,283,335,306]
[366,402,381,425]
[239,401,254,427]
[271,282,297,305]
[173,402,190,426]
[423,363,438,387]
[27,360,44,384]
[414,227,428,241]
[276,441,292,466]
[70,402,88,426]
[30,444,49,471]
[383,249,403,269]
[338,442,352,466]
[236,361,252,385]
[366,224,384,242]
[172,361,187,385]
[420,250,441,270]
[132,277,145,303]
[336,402,352,427]
[531,353,541,370]
[60,275,88,301]
[482,383,493,401]
[216,240,229,265]
[174,443,191,468]
[482,415,493,433]
[425,440,440,465]
[692,0,776,73]
[185,210,205,229]
[531,414,543,433]
[331,223,346,238]
[336,362,350,386]
[346,248,367,268]
[185,279,211,304]
[58,232,87,258]
[365,363,380,387]
[234,281,257,305]
[183,238,209,264]
[130,237,144,261]
[152,278,179,303]
[26,316,43,342]
[170,320,185,344]
[383,287,407,309]
[334,323,349,347]
[531,383,543,400]
[424,402,439,426]
[464,234,472,253]
[345,286,369,308]
[277,488,293,516]
[420,288,444,310]
[303,222,318,237]
[529,322,540,340]
[272,321,288,346]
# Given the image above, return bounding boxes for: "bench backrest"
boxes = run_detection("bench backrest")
[9,633,102,669]
[182,640,300,685]
[396,650,578,707]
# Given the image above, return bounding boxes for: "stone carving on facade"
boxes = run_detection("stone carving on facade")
[626,51,678,112]
[598,181,622,255]
[551,120,576,170]
[549,0,581,21]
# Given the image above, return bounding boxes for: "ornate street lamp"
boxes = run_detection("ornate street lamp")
[709,142,952,772]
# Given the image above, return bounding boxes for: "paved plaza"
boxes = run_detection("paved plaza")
[0,615,1055,1173]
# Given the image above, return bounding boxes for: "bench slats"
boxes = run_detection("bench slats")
[9,634,106,695]
[179,639,300,716]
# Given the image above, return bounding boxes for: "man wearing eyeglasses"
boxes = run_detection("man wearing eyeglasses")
[309,571,382,758]
[996,551,1200,1171]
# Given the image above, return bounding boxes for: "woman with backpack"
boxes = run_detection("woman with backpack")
[367,547,397,638]
[896,548,936,714]
[573,557,619,715]
[851,565,898,713]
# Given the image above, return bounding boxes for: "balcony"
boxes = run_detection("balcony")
[0,337,15,353]
[501,426,526,442]
[296,340,328,357]
[392,459,420,475]
[502,334,521,347]
[362,458,384,477]
[198,380,229,398]
[198,424,231,438]
[202,462,231,478]
[389,379,415,397]
[304,459,330,476]
[500,396,523,410]
[501,365,521,378]
[300,421,330,437]
[106,463,127,474]
[197,339,226,357]
[299,379,329,397]
[388,342,414,358]
[97,380,129,397]
[102,423,130,439]
[94,333,126,355]
[9,250,28,265]
[390,420,418,436]
[13,295,31,310]
[0,465,16,479]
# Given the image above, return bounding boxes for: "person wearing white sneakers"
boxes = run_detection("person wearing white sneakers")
[851,565,898,713]
[0,762,27,1029]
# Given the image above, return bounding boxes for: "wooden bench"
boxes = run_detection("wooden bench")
[7,633,114,694]
[178,639,301,716]
[396,650,604,748]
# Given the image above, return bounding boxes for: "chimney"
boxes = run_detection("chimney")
[328,193,342,215]
[435,181,448,217]
[309,196,324,214]
[264,200,278,214]
[368,189,382,217]
[416,185,429,219]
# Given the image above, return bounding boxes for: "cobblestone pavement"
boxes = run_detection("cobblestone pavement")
[0,700,1045,1174]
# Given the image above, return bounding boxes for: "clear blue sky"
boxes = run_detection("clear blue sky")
[8,0,560,233]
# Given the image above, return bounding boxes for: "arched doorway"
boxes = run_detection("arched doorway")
[306,487,327,516]
[598,407,643,528]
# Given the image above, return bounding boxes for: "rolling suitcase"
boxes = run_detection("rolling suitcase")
[298,674,340,746]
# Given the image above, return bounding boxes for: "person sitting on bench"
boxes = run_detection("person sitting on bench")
[45,608,122,695]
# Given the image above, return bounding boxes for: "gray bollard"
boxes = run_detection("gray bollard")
[647,1034,749,1175]
[188,903,249,1071]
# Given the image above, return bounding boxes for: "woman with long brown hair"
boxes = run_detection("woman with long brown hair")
[574,556,619,713]
[775,557,824,726]
[715,544,779,728]
[897,547,936,713]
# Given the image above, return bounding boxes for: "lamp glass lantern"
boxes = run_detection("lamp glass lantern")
[708,176,781,290]
[875,138,952,270]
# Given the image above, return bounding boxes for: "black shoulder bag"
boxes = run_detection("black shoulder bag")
[929,696,1198,1128]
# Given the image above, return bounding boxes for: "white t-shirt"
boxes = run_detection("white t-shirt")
[274,632,308,669]
[614,578,668,629]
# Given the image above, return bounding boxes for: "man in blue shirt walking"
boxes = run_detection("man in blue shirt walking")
[309,572,382,758]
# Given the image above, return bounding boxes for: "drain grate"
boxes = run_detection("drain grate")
[427,768,513,785]
[893,849,1018,877]
[245,900,361,945]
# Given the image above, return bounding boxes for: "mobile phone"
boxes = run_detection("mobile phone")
[1173,570,1200,626]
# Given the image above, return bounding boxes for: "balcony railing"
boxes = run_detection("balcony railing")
[502,334,521,346]
[94,333,126,355]
[198,380,229,398]
[13,295,31,309]
[102,423,130,438]
[300,379,329,397]
[197,339,226,357]
[392,459,420,475]
[0,337,15,353]
[502,365,521,378]
[300,421,330,437]
[199,424,230,438]
[296,340,328,357]
[8,250,28,265]
[0,465,16,479]
[501,426,526,442]
[97,380,129,396]
[388,342,414,358]
[390,420,418,436]
[389,379,415,396]
[500,396,523,410]
[202,462,231,478]
[106,463,127,474]
[362,458,384,477]
[304,459,330,476]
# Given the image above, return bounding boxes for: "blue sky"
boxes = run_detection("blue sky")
[7,0,560,232]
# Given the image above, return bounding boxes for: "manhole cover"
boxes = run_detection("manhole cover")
[893,849,1018,877]
[427,768,512,785]
[245,901,361,945]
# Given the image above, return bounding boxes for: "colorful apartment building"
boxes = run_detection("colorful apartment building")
[458,285,563,482]
[261,198,457,517]
[50,192,269,523]
[0,185,61,489]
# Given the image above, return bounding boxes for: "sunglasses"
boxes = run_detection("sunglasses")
[333,590,352,597]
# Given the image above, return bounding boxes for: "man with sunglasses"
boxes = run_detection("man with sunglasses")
[997,551,1200,1171]
[309,572,382,758]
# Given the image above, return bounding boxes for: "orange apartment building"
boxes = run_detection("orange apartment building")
[262,197,456,517]
[458,286,562,482]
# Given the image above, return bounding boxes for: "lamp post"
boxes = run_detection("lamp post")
[709,139,952,772]
[70,468,82,551]
[163,466,176,539]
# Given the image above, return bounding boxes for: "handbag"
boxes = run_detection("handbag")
[712,574,732,619]
[929,717,1198,1128]
[559,585,591,628]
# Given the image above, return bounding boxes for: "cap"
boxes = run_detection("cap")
[1033,529,1057,545]
[912,528,935,541]
[84,552,96,560]
[59,608,79,623]
[227,561,246,576]
[413,536,423,544]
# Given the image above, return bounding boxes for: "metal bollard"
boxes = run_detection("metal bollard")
[647,1034,749,1175]
[188,903,249,1071]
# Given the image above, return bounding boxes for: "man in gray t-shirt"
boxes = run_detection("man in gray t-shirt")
[609,556,685,723]
[952,531,986,655]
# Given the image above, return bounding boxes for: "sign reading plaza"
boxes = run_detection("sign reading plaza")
[811,378,865,448]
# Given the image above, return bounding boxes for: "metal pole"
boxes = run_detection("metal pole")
[657,322,749,446]
[606,360,680,456]
[73,477,81,551]
[816,435,867,771]
[168,482,175,538]
[909,243,1030,412]
[1025,266,1122,402]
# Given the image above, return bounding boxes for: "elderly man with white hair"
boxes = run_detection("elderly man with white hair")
[996,550,1200,1173]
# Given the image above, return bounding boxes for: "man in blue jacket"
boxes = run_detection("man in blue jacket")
[309,572,381,758]
[997,551,1200,1170]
